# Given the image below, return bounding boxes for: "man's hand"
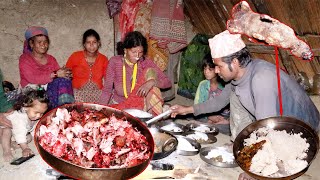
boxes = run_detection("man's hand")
[170,105,194,118]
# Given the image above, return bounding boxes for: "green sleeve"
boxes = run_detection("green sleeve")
[0,70,13,112]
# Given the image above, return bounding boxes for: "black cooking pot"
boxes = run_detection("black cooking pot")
[34,103,154,180]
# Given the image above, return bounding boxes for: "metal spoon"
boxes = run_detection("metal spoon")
[146,109,172,125]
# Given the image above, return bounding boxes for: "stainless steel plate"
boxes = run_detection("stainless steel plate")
[200,146,238,168]
[156,121,188,135]
[175,135,201,156]
[184,131,217,144]
[186,123,219,136]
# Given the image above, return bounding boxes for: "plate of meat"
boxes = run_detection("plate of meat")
[34,103,154,180]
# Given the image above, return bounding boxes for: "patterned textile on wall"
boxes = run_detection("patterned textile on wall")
[134,2,169,71]
[134,2,152,38]
[119,0,146,40]
[150,0,187,54]
[147,39,169,72]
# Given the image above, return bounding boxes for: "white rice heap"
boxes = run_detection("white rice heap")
[186,131,209,141]
[244,127,309,177]
[193,125,211,133]
[205,147,235,163]
[161,123,183,132]
[177,137,198,151]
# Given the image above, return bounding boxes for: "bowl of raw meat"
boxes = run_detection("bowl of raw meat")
[34,103,154,180]
[233,116,319,180]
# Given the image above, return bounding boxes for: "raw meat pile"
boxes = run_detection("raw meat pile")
[38,108,151,168]
[243,127,309,177]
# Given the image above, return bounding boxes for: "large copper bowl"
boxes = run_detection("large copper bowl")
[34,103,154,180]
[233,116,319,180]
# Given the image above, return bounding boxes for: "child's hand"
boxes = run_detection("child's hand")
[22,147,34,157]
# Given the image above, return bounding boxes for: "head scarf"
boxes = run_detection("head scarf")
[23,26,49,53]
[209,30,246,59]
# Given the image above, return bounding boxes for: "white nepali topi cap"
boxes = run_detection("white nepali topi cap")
[208,30,246,58]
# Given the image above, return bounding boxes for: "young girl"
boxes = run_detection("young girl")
[194,53,230,134]
[1,88,49,161]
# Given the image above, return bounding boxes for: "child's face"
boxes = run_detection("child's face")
[25,100,48,121]
[203,66,217,80]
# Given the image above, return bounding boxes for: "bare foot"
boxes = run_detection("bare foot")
[208,115,229,124]
[3,151,14,162]
[11,141,20,149]
[238,172,256,180]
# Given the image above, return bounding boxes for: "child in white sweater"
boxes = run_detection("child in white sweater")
[1,88,48,161]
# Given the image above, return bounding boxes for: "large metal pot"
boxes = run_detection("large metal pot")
[34,103,154,180]
[233,116,319,180]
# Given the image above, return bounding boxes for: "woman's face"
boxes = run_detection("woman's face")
[203,65,217,80]
[84,35,100,54]
[30,35,49,54]
[125,46,144,63]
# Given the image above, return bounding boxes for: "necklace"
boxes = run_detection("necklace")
[123,58,138,98]
[124,56,134,66]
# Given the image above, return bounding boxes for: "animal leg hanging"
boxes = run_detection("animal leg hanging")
[227,0,313,60]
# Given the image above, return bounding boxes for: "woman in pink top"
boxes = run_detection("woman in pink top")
[19,26,74,109]
[100,31,171,115]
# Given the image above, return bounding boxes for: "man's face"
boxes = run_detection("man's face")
[213,58,237,82]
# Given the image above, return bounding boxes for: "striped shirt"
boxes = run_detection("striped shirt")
[100,55,171,104]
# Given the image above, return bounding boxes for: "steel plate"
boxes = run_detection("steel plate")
[200,146,238,168]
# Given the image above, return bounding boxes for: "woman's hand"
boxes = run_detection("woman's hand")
[57,66,72,79]
[170,105,194,118]
[137,79,156,97]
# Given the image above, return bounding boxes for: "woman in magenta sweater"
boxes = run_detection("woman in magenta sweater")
[19,26,74,109]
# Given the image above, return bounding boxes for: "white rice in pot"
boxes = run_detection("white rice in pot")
[243,127,309,177]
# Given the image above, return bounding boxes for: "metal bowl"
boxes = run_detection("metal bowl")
[34,103,154,180]
[233,116,319,180]
[149,128,178,160]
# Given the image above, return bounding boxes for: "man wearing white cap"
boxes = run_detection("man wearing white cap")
[170,30,319,139]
